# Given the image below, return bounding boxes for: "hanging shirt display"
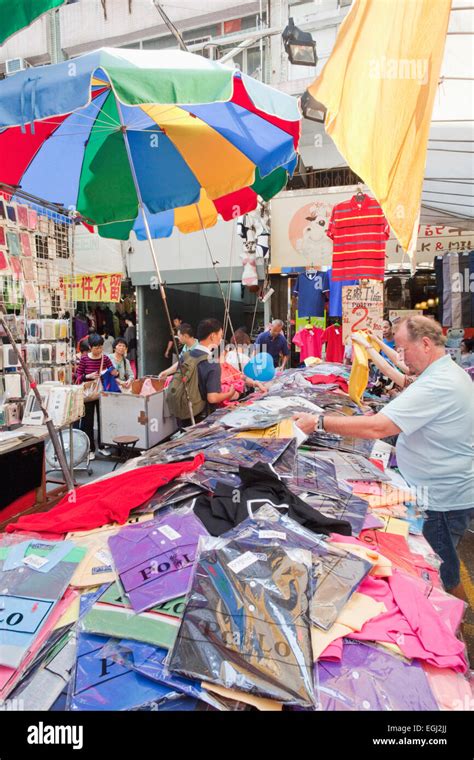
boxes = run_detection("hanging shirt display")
[292,326,324,361]
[293,271,329,317]
[167,536,316,706]
[327,268,358,317]
[108,510,208,613]
[327,195,389,281]
[322,324,344,363]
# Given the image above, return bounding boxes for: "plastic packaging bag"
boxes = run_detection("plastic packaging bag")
[217,504,372,630]
[108,507,208,613]
[0,534,86,668]
[314,640,439,711]
[78,581,185,650]
[167,534,316,707]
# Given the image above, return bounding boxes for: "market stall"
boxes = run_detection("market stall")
[0,363,471,712]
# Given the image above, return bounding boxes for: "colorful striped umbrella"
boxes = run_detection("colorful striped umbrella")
[0,48,301,240]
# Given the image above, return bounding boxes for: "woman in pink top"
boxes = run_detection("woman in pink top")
[77,333,117,460]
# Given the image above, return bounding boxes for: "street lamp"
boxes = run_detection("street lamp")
[300,91,326,123]
[282,18,317,67]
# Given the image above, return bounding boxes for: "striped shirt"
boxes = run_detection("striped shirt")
[327,195,390,281]
[76,353,113,384]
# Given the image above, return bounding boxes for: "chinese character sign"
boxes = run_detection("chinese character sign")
[342,281,384,343]
[60,273,122,302]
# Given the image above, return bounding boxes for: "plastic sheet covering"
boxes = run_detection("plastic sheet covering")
[288,453,370,537]
[79,581,185,649]
[108,508,208,612]
[219,505,371,629]
[305,431,375,457]
[219,396,323,430]
[101,639,227,710]
[204,437,292,470]
[167,535,316,706]
[6,629,77,711]
[68,631,180,711]
[310,451,391,483]
[131,482,205,515]
[314,640,439,711]
[0,535,86,668]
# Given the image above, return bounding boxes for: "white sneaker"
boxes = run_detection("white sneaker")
[97,448,111,457]
[89,452,96,461]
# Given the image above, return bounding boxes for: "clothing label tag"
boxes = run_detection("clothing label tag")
[228,551,260,574]
[218,448,230,455]
[258,530,287,541]
[95,549,112,565]
[158,525,182,541]
[23,554,48,570]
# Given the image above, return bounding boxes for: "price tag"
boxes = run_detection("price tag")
[228,552,260,574]
[158,525,182,541]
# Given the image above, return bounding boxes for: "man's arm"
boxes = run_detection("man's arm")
[280,353,289,370]
[293,411,401,439]
[159,360,178,379]
[208,387,236,404]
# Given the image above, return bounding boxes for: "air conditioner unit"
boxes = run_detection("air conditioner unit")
[5,58,27,76]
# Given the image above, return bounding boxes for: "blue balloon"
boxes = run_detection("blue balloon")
[243,352,276,382]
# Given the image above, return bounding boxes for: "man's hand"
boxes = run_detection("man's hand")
[293,412,318,434]
[351,333,371,349]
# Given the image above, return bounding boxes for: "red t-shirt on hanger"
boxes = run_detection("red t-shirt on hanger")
[323,323,344,363]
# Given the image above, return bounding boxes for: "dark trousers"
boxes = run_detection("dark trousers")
[80,399,102,453]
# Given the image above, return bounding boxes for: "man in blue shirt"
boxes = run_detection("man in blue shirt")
[294,316,473,600]
[254,319,290,369]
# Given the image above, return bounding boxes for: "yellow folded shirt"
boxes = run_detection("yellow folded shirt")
[311,592,386,660]
[348,332,380,407]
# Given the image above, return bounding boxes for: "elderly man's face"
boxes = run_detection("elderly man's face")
[395,324,432,375]
[270,323,283,337]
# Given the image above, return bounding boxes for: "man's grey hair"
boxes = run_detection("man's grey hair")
[394,316,446,347]
[271,319,284,327]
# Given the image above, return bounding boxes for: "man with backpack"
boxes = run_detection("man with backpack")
[166,318,235,424]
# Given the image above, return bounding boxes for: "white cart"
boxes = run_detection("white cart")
[99,378,178,450]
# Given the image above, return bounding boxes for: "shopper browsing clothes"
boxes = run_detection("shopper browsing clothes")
[168,318,236,426]
[165,315,184,364]
[351,330,416,392]
[108,337,134,387]
[254,319,290,369]
[294,316,474,600]
[158,323,198,380]
[76,333,118,459]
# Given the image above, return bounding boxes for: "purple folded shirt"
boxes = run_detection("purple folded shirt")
[108,511,208,612]
[314,640,439,711]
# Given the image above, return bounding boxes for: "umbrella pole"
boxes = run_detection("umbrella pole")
[116,112,196,426]
[195,205,243,371]
[0,311,75,492]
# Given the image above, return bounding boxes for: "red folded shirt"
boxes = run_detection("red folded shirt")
[305,374,349,393]
[6,455,204,535]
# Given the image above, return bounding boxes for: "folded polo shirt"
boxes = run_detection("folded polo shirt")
[108,511,208,613]
[314,640,439,711]
[168,537,315,707]
[79,582,185,650]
